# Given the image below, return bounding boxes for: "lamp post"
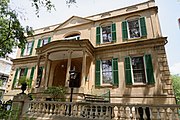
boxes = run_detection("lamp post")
[68,69,79,115]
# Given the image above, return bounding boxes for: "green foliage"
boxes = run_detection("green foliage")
[44,86,66,101]
[0,79,2,86]
[171,74,180,104]
[0,0,33,57]
[18,76,31,88]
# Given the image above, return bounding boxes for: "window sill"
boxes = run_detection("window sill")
[97,41,115,46]
[126,83,155,87]
[124,36,147,41]
[96,84,118,88]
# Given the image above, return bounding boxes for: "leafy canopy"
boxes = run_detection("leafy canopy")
[0,0,77,57]
[171,74,180,104]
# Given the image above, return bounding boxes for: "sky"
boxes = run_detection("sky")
[10,0,180,74]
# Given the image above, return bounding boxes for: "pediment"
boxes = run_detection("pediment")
[55,16,93,30]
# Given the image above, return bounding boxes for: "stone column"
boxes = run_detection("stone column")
[41,53,49,89]
[45,60,51,89]
[32,55,41,89]
[65,50,73,87]
[81,50,87,87]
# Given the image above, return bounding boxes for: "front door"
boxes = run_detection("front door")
[52,60,67,86]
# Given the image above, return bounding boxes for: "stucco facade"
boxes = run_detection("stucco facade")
[3,0,176,105]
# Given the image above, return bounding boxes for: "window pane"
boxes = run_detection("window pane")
[42,38,49,46]
[102,26,112,43]
[25,41,32,55]
[128,19,140,38]
[102,60,113,84]
[131,57,146,83]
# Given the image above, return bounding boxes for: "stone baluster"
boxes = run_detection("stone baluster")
[111,106,115,119]
[89,105,93,119]
[142,107,147,119]
[95,106,99,119]
[117,106,121,120]
[42,103,46,114]
[99,105,104,119]
[149,107,154,119]
[80,105,84,118]
[156,107,161,119]
[105,106,110,119]
[53,103,58,115]
[131,107,136,119]
[45,103,49,114]
[135,106,140,119]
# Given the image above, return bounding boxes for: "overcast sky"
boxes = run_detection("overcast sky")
[10,0,180,74]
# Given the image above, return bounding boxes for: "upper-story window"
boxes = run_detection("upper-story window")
[96,23,116,45]
[124,54,155,85]
[21,41,34,56]
[65,34,80,40]
[95,58,119,87]
[122,17,147,41]
[37,37,51,48]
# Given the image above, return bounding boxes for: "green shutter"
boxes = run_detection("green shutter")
[122,21,128,41]
[112,58,119,86]
[30,67,35,87]
[30,41,34,55]
[12,69,19,89]
[145,54,155,84]
[111,23,116,42]
[95,60,101,87]
[37,39,41,48]
[96,27,101,45]
[124,57,132,85]
[24,67,28,77]
[21,48,24,57]
[48,37,51,43]
[140,17,147,37]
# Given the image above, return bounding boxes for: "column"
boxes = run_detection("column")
[45,60,51,89]
[32,55,41,88]
[81,50,87,88]
[65,50,73,87]
[41,53,49,88]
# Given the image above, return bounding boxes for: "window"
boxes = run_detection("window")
[96,23,116,44]
[102,60,113,84]
[65,34,80,40]
[128,19,140,38]
[102,26,112,43]
[131,56,146,83]
[12,68,28,88]
[37,37,51,48]
[21,41,34,56]
[124,54,155,85]
[95,58,119,87]
[122,17,147,40]
[36,67,43,88]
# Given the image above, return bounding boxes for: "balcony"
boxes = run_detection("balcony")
[21,101,180,120]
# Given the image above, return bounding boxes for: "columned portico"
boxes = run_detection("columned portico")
[35,40,94,94]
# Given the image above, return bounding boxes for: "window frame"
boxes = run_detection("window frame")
[127,18,142,39]
[65,34,80,40]
[100,25,112,43]
[100,59,113,85]
[130,55,147,85]
[23,41,33,56]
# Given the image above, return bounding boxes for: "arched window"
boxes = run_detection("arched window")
[65,33,80,40]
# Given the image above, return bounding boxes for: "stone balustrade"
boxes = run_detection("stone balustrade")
[24,101,180,120]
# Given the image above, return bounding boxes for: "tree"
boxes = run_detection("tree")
[171,74,180,104]
[0,0,77,57]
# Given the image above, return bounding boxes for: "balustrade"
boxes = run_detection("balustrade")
[25,101,180,119]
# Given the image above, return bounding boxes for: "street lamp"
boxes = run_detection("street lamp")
[68,69,80,115]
